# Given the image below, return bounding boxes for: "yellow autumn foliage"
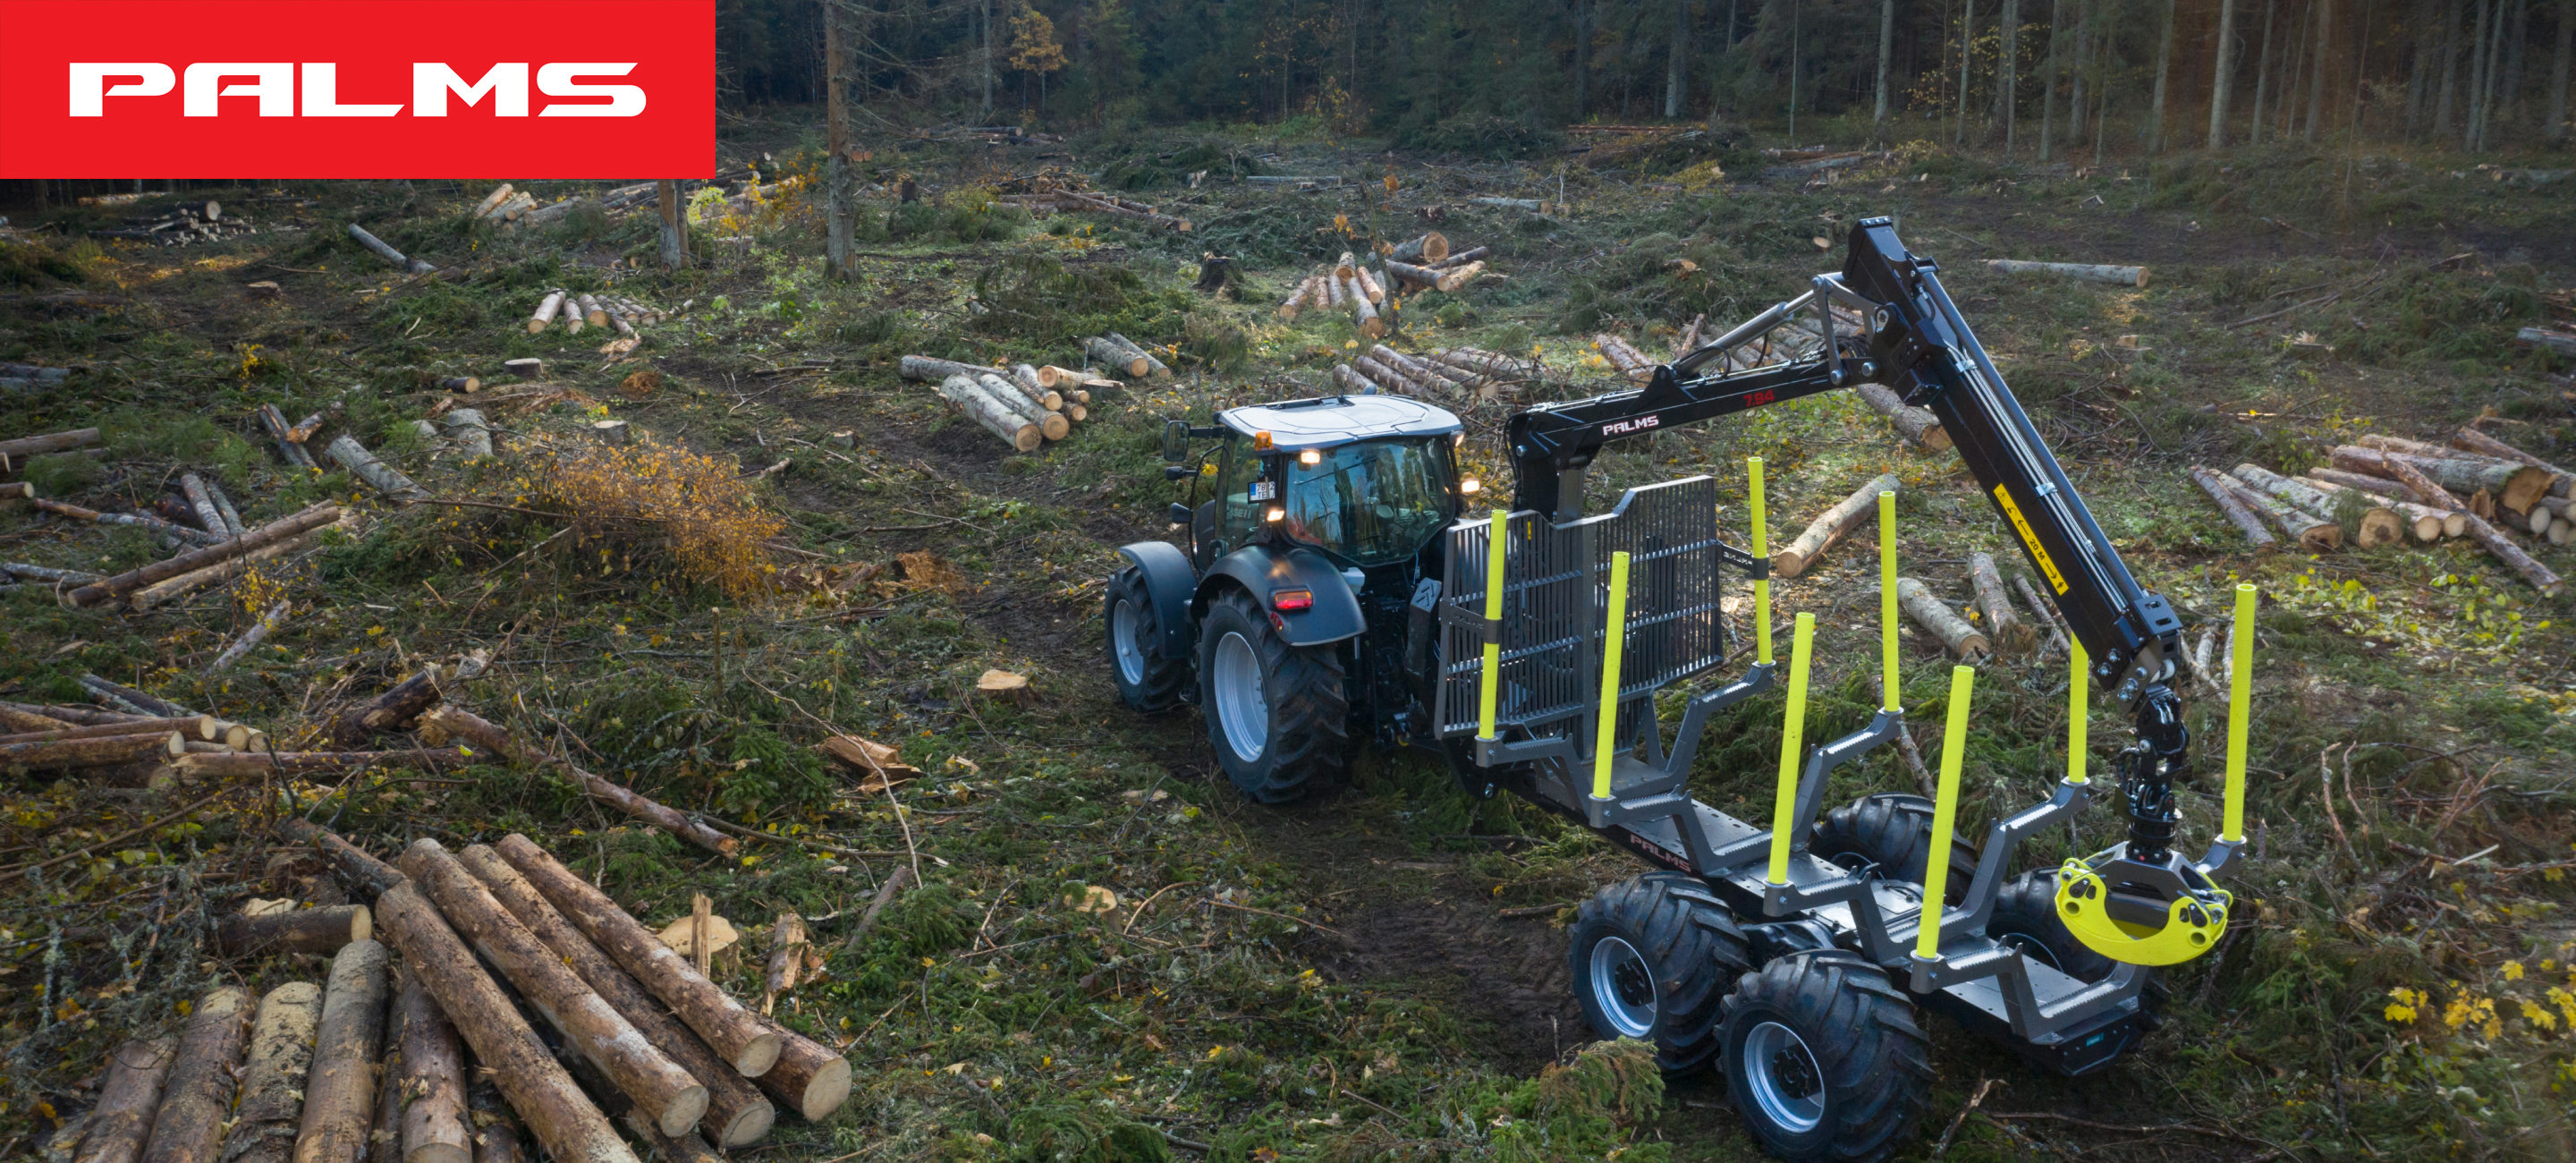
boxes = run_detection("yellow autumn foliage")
[522,431,784,598]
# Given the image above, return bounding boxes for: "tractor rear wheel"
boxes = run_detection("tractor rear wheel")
[1106,566,1191,712]
[1566,872,1750,1076]
[1720,951,1932,1163]
[1198,589,1349,802]
[1809,793,1981,904]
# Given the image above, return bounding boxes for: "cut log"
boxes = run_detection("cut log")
[1428,348,1525,380]
[1428,245,1490,269]
[2514,327,2576,357]
[0,427,102,461]
[572,293,606,328]
[0,707,74,734]
[138,985,250,1163]
[394,971,472,1163]
[1010,364,1063,410]
[0,732,177,770]
[371,884,640,1163]
[1106,332,1172,378]
[397,840,708,1138]
[177,749,470,777]
[1331,363,1381,395]
[330,649,493,745]
[2304,468,2467,535]
[1277,275,1318,319]
[759,913,806,1015]
[2187,465,2280,551]
[471,184,516,220]
[348,226,435,276]
[456,845,772,1147]
[501,359,542,378]
[1852,383,1951,451]
[1351,354,1422,395]
[1353,266,1385,305]
[2233,465,2402,548]
[493,833,781,1079]
[2212,471,2338,549]
[1057,191,1191,231]
[440,409,493,460]
[2012,573,2072,657]
[202,479,246,539]
[2336,444,2552,515]
[324,437,427,500]
[75,1038,175,1163]
[1895,578,1990,660]
[745,1017,850,1122]
[1433,260,1487,293]
[1772,473,1900,579]
[1966,553,2037,653]
[129,532,326,611]
[1388,232,1451,264]
[31,497,226,547]
[287,412,331,445]
[617,1114,723,1163]
[418,708,736,858]
[1322,268,1345,310]
[278,820,407,902]
[464,1076,524,1163]
[214,904,373,960]
[259,406,320,471]
[896,355,1003,382]
[2451,427,2573,497]
[973,373,1069,441]
[935,375,1040,453]
[1345,277,1385,339]
[1982,259,2148,287]
[1591,334,1657,384]
[292,939,393,1163]
[2461,512,2569,596]
[81,674,194,717]
[0,717,207,746]
[1383,259,1442,293]
[366,986,405,1163]
[1081,337,1149,378]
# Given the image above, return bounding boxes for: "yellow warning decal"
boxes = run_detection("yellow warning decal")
[1994,483,2069,594]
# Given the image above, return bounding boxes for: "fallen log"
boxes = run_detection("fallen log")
[759,913,807,1015]
[847,866,915,952]
[1331,364,1382,395]
[1429,348,1525,380]
[494,833,781,1079]
[1106,332,1171,378]
[517,198,602,232]
[394,971,473,1163]
[2292,477,2448,541]
[746,1016,852,1123]
[1057,191,1191,231]
[1351,354,1423,395]
[1352,266,1385,306]
[441,410,493,459]
[1772,473,1900,579]
[2338,444,2552,515]
[1388,232,1450,264]
[1896,578,1990,660]
[2451,427,2573,497]
[1383,259,1442,293]
[0,561,104,585]
[176,475,227,537]
[2214,472,2339,549]
[287,411,331,445]
[0,427,102,463]
[130,532,327,610]
[1592,334,1657,384]
[331,649,494,745]
[372,885,641,1163]
[276,819,407,902]
[399,841,708,1139]
[214,904,373,960]
[1344,276,1385,339]
[203,479,246,539]
[1082,337,1149,378]
[366,989,405,1163]
[1433,260,1488,293]
[259,406,320,471]
[31,497,226,547]
[2304,468,2467,536]
[2512,327,2576,358]
[2233,464,2402,548]
[2189,466,2278,553]
[75,1038,175,1163]
[975,373,1069,442]
[2013,573,2071,657]
[1276,276,1321,319]
[325,437,427,500]
[1010,364,1063,410]
[419,708,736,858]
[1966,553,2036,653]
[470,184,516,220]
[1982,259,2148,287]
[0,732,179,770]
[2461,511,2569,597]
[177,748,471,777]
[82,675,194,717]
[0,716,208,746]
[139,986,251,1163]
[1852,383,1951,451]
[1428,246,1490,269]
[935,375,1040,453]
[348,225,435,276]
[457,845,772,1147]
[292,939,394,1163]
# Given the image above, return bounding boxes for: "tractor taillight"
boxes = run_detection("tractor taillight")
[1273,590,1314,612]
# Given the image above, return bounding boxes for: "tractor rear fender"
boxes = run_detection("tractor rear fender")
[1199,545,1366,648]
[1115,541,1199,662]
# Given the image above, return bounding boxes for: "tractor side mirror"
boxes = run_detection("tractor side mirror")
[1160,420,1190,462]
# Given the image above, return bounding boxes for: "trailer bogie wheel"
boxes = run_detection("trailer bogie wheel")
[1197,589,1349,803]
[1809,793,1982,904]
[1721,952,1931,1163]
[1106,567,1191,713]
[1990,870,2171,1029]
[1567,872,1750,1076]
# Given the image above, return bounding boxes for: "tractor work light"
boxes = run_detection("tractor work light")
[1272,589,1314,612]
[1460,477,1482,494]
[1299,448,1322,466]
[1265,505,1285,522]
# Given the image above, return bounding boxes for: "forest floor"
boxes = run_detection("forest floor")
[3,118,2574,1163]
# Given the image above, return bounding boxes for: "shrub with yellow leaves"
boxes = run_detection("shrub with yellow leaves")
[519,431,784,598]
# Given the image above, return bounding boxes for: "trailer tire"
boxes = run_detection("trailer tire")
[1198,589,1349,803]
[1720,951,1932,1163]
[1106,566,1191,712]
[1567,872,1750,1076]
[1989,870,2170,1029]
[1809,793,1981,904]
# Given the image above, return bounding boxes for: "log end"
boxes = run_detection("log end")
[1768,550,1806,580]
[797,1055,854,1121]
[737,1032,784,1079]
[659,1086,714,1139]
[1013,426,1042,454]
[720,1099,779,1148]
[2133,268,2151,288]
[1919,428,1953,453]
[350,904,374,944]
[1040,414,1072,442]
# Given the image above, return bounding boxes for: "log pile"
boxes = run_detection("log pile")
[897,351,1121,452]
[1328,346,1530,402]
[88,201,258,248]
[524,289,665,356]
[1278,236,1490,324]
[2187,438,2569,593]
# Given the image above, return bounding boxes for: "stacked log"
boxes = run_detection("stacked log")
[2190,466,2280,552]
[89,202,258,249]
[2231,464,2403,548]
[1102,334,1169,378]
[1590,335,1658,384]
[2339,441,2554,518]
[2304,468,2468,537]
[2202,466,2338,550]
[2336,446,2566,596]
[139,985,250,1163]
[294,940,394,1163]
[936,375,1040,452]
[74,1038,175,1163]
[974,372,1069,441]
[212,904,373,959]
[0,427,102,477]
[394,972,473,1163]
[2294,474,2449,542]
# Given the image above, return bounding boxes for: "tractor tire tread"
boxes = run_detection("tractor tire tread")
[1722,951,1932,1163]
[1810,793,1981,904]
[1569,871,1751,1076]
[1202,589,1350,802]
[1106,566,1191,713]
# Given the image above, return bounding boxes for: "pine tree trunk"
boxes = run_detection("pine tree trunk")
[2251,0,2279,142]
[657,182,684,270]
[1997,0,2022,149]
[2438,0,2465,130]
[823,0,851,282]
[2308,0,2334,138]
[2042,0,2065,157]
[2550,0,2571,141]
[2151,0,2178,149]
[2211,0,2241,146]
[1959,0,1979,143]
[2070,0,2092,141]
[1877,0,1895,138]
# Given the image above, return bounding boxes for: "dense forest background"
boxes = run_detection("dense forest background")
[727,0,2573,156]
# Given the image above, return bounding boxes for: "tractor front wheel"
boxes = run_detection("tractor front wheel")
[1106,567,1191,713]
[1566,872,1750,1075]
[1720,952,1932,1163]
[1198,589,1349,802]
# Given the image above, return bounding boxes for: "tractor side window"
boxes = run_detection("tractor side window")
[1216,439,1263,548]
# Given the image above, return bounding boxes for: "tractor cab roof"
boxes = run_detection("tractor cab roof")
[1216,395,1462,450]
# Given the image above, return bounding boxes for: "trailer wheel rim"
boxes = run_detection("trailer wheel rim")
[1112,598,1148,686]
[1742,1020,1826,1134]
[1212,631,1267,762]
[1588,936,1657,1039]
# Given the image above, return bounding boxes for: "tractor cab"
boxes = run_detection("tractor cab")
[1174,395,1471,575]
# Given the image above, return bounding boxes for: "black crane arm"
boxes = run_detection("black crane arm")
[1504,216,2194,862]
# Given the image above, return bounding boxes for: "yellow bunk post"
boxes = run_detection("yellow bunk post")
[1765,613,1817,886]
[2223,582,2257,844]
[1914,665,1978,960]
[1475,510,1507,743]
[1877,489,1899,714]
[1590,551,1633,800]
[1749,457,1773,666]
[2066,639,2089,785]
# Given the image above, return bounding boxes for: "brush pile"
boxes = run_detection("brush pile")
[87,200,257,247]
[899,355,1120,452]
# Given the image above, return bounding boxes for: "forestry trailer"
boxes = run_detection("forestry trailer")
[1103,218,2251,1162]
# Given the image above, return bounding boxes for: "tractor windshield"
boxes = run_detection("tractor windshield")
[1279,437,1457,567]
